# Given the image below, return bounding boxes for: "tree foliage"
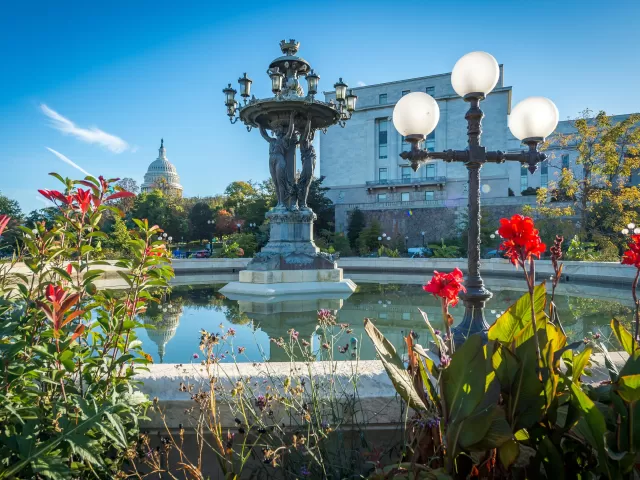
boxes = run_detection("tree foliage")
[347,208,366,249]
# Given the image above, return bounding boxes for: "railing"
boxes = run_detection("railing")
[335,196,571,211]
[365,176,447,187]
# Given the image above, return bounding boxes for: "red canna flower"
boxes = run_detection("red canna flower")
[0,215,10,237]
[73,189,93,214]
[497,214,546,266]
[622,235,640,269]
[423,268,466,307]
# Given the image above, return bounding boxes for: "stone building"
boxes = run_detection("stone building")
[320,68,637,245]
[141,139,183,197]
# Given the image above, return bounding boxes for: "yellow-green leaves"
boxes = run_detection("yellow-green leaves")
[488,283,547,343]
[611,318,635,355]
[616,374,640,404]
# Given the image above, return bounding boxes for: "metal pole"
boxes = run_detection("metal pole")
[452,95,491,345]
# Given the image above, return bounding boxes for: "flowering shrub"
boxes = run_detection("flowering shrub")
[0,173,173,478]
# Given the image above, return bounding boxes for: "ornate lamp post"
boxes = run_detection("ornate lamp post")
[392,51,559,345]
[222,39,356,274]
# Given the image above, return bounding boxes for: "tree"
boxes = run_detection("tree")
[307,176,334,235]
[130,190,188,241]
[223,181,257,215]
[347,208,366,249]
[550,110,640,238]
[0,192,23,254]
[113,178,139,213]
[357,220,382,255]
[215,209,238,236]
[189,202,214,242]
[103,215,133,256]
[0,191,22,219]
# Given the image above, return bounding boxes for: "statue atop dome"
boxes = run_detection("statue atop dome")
[141,139,183,197]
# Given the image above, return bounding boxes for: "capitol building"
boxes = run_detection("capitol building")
[141,139,183,197]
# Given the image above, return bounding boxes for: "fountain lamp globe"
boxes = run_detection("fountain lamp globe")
[508,97,559,142]
[451,51,500,98]
[392,92,440,140]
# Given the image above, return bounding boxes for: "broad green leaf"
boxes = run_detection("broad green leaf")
[441,334,485,421]
[572,346,592,383]
[617,374,640,403]
[511,332,545,430]
[498,439,520,469]
[492,344,519,391]
[488,282,547,343]
[570,381,616,478]
[538,436,565,480]
[611,318,634,355]
[363,318,427,411]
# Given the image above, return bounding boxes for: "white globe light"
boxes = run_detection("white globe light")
[508,97,559,141]
[634,228,640,234]
[623,228,630,234]
[451,51,500,97]
[628,223,636,229]
[392,92,440,137]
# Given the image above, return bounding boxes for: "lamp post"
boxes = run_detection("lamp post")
[392,51,559,345]
[421,231,426,247]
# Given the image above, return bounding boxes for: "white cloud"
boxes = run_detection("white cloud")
[40,104,130,153]
[357,81,367,87]
[45,147,93,177]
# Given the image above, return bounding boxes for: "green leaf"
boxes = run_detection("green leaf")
[537,436,565,480]
[58,350,75,372]
[418,308,446,353]
[570,380,616,478]
[611,318,634,355]
[488,282,547,343]
[617,374,640,403]
[498,439,520,469]
[441,334,486,421]
[363,318,427,411]
[572,346,592,383]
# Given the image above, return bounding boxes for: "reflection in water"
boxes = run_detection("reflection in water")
[136,281,634,364]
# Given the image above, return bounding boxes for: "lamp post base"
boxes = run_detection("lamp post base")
[452,287,492,346]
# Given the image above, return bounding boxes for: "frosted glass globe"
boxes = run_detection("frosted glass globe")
[392,92,440,137]
[508,97,559,140]
[451,51,500,97]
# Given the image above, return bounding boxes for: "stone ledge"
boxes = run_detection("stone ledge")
[219,278,356,300]
[239,268,343,284]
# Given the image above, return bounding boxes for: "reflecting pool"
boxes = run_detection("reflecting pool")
[135,273,634,364]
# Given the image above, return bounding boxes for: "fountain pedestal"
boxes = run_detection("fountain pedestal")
[220,210,356,299]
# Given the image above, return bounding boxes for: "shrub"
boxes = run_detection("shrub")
[0,174,173,478]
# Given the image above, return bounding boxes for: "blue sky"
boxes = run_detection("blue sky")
[1,0,639,214]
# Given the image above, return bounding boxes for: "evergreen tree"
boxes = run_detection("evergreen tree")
[347,208,366,249]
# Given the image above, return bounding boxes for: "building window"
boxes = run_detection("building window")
[561,154,570,170]
[379,93,387,105]
[401,166,412,181]
[425,130,435,152]
[402,312,411,320]
[540,160,548,189]
[520,165,528,192]
[402,90,410,96]
[401,192,410,202]
[425,191,435,200]
[379,167,388,183]
[426,86,435,96]
[376,118,388,159]
[425,164,435,179]
[377,193,387,202]
[401,135,411,152]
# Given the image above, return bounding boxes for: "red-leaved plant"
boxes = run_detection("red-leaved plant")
[0,173,174,478]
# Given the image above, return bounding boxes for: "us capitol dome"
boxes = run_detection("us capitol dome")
[141,139,183,197]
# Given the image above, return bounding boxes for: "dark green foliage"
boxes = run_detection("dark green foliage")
[347,208,366,249]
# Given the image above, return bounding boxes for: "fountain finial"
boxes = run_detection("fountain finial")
[279,39,300,56]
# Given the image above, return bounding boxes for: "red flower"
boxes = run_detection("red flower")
[423,268,466,307]
[0,215,10,237]
[73,189,93,214]
[622,235,640,268]
[497,214,546,266]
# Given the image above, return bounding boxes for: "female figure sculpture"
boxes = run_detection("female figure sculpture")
[260,112,296,210]
[298,119,316,211]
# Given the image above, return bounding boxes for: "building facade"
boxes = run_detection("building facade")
[320,68,636,244]
[141,139,184,197]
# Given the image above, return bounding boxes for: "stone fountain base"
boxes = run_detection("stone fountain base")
[220,209,356,299]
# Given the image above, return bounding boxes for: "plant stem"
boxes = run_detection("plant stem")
[441,299,454,354]
[633,268,639,353]
[524,258,543,383]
